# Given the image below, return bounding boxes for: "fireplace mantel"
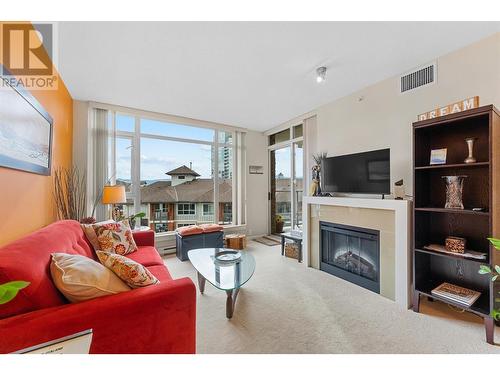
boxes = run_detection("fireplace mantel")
[302,196,412,309]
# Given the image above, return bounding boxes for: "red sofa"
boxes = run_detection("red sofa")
[0,220,196,354]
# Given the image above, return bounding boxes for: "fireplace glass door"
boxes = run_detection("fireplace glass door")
[320,222,380,293]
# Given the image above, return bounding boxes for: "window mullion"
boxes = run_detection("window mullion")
[214,130,219,224]
[133,117,141,216]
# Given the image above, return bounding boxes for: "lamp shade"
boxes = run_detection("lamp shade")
[102,185,127,204]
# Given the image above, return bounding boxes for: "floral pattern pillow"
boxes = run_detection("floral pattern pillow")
[92,220,137,255]
[96,251,160,289]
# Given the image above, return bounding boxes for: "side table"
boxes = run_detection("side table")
[280,232,303,263]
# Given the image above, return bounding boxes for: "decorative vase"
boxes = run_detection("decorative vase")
[276,221,284,233]
[442,175,467,209]
[129,218,136,230]
[310,165,322,196]
[464,137,477,164]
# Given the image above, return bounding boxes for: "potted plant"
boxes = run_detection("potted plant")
[275,215,284,233]
[478,237,500,320]
[127,212,146,230]
[0,281,30,305]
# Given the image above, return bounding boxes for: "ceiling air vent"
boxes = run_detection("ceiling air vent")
[400,62,436,93]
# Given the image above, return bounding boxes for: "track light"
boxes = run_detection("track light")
[316,66,327,83]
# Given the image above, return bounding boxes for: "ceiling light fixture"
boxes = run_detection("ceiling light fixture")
[316,66,327,83]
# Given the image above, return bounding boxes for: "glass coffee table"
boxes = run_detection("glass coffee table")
[188,248,256,319]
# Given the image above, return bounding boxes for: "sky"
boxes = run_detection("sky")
[115,116,228,181]
[114,115,301,182]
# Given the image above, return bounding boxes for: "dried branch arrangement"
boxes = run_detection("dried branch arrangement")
[53,166,87,221]
[312,152,327,165]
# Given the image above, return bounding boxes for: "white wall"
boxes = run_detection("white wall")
[313,33,500,196]
[244,130,269,236]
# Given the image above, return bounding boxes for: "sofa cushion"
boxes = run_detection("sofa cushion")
[200,223,224,233]
[0,220,94,319]
[147,264,173,282]
[50,253,130,303]
[96,251,160,288]
[92,220,137,255]
[125,246,163,267]
[176,225,203,237]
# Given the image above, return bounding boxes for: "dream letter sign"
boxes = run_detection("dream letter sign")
[418,96,479,121]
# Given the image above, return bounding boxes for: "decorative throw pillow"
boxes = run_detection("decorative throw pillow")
[96,251,160,289]
[50,253,130,303]
[92,220,137,255]
[81,219,114,251]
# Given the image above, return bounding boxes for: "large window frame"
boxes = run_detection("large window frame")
[100,104,240,235]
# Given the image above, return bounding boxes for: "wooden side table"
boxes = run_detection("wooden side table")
[280,232,303,263]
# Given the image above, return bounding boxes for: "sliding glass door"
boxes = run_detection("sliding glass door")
[270,146,292,233]
[269,124,304,234]
[293,141,303,228]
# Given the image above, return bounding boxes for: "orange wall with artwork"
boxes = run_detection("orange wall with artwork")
[0,22,73,246]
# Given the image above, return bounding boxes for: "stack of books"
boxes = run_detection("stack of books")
[431,282,481,307]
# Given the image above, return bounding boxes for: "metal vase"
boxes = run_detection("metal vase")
[464,137,477,164]
[442,175,467,209]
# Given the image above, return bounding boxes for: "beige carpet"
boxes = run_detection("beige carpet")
[164,241,500,353]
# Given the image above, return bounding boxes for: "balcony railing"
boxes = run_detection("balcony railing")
[153,211,167,221]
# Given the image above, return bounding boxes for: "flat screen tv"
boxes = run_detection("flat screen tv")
[321,148,390,195]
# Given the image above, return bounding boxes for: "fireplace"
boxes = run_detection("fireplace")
[320,221,380,293]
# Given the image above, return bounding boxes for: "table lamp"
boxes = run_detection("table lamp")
[102,185,126,221]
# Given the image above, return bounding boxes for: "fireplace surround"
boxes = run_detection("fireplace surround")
[320,222,380,293]
[303,196,411,308]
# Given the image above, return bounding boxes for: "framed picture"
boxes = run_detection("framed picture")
[430,148,447,165]
[0,65,53,175]
[249,165,264,175]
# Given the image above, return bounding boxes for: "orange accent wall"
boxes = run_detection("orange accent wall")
[0,22,73,246]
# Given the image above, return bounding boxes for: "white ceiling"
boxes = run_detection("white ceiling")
[57,22,500,131]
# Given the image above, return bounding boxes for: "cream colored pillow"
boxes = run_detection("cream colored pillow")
[50,253,131,303]
[81,220,114,251]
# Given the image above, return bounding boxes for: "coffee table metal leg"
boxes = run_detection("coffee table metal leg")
[197,272,206,294]
[226,288,240,319]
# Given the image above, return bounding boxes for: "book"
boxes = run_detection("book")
[431,283,481,307]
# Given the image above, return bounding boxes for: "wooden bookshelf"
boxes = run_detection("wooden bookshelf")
[412,105,500,345]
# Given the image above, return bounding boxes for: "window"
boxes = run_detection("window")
[141,118,214,142]
[222,203,232,224]
[178,203,195,215]
[293,124,303,138]
[154,223,167,233]
[177,223,195,228]
[115,137,132,192]
[107,108,238,234]
[116,114,135,132]
[269,128,290,145]
[203,203,214,215]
